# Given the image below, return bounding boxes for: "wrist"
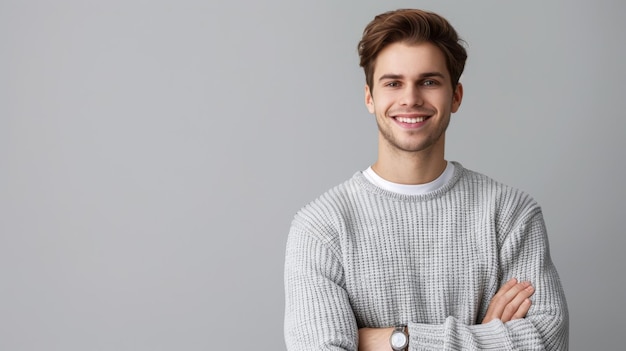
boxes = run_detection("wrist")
[389,324,408,351]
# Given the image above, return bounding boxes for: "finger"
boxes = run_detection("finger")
[492,278,518,299]
[511,298,532,321]
[482,278,519,323]
[483,279,534,323]
[500,284,535,322]
[488,280,527,317]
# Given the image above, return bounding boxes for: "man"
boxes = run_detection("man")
[284,9,568,351]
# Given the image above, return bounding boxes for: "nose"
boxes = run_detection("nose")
[399,85,423,107]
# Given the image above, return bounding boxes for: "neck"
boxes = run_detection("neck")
[372,138,447,185]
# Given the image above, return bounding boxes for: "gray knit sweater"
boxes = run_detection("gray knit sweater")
[284,162,568,350]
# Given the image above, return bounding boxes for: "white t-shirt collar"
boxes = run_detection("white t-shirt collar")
[362,161,455,195]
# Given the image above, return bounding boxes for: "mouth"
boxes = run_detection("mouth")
[391,113,432,128]
[394,116,428,124]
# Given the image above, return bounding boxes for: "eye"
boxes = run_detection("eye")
[422,79,438,86]
[384,81,401,88]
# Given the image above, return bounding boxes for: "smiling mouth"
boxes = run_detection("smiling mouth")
[395,116,428,123]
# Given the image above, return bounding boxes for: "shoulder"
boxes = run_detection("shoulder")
[455,162,543,226]
[289,173,368,242]
[456,163,539,206]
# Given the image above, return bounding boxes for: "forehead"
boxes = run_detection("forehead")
[373,41,449,80]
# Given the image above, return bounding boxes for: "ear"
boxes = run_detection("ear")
[364,84,375,114]
[451,83,463,113]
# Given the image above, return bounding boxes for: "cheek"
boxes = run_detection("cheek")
[372,95,393,113]
[432,95,454,112]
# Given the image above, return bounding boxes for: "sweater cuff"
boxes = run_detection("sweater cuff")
[407,317,513,350]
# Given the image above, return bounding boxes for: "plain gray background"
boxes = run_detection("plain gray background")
[2,0,624,350]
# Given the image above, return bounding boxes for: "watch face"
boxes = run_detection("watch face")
[390,331,408,348]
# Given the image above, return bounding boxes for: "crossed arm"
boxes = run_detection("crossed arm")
[285,207,569,350]
[358,278,535,351]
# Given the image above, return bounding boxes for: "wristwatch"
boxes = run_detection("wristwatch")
[389,324,408,351]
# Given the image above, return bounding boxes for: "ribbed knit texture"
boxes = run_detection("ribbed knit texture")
[284,162,568,350]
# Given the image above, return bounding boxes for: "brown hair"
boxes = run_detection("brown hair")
[358,9,467,90]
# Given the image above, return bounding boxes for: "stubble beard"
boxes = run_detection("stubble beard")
[376,114,450,154]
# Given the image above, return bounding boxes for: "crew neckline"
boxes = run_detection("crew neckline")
[362,161,456,196]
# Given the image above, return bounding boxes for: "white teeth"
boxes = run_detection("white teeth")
[396,116,426,123]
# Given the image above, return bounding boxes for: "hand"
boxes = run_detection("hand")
[482,278,534,324]
[358,327,394,351]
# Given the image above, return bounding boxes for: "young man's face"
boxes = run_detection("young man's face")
[365,41,463,156]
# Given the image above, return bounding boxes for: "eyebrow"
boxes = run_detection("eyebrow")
[378,72,446,81]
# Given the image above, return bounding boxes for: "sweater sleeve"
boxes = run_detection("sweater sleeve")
[284,220,358,351]
[406,210,569,350]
